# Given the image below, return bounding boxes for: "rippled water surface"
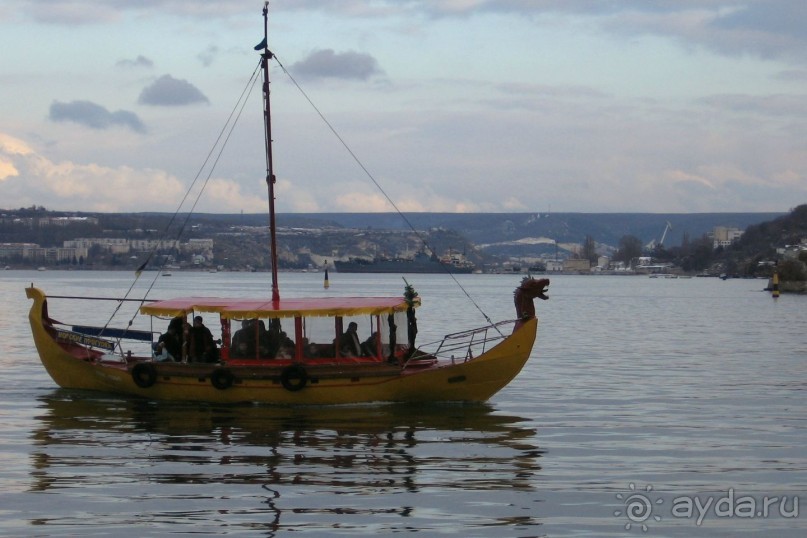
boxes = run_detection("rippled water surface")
[1,271,804,536]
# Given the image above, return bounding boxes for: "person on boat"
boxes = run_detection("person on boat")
[256,320,272,356]
[263,318,294,358]
[302,337,320,358]
[339,322,362,357]
[230,319,256,358]
[360,331,379,357]
[154,317,184,361]
[189,315,218,363]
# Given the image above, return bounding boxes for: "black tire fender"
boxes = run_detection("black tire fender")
[210,368,235,390]
[132,363,157,388]
[280,364,308,392]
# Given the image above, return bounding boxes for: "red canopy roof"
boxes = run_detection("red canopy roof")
[140,295,418,319]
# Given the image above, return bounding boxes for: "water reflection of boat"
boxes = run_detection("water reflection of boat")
[28,390,544,532]
[31,390,544,487]
[25,6,549,405]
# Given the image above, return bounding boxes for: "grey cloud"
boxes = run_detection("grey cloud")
[776,69,807,81]
[21,0,807,66]
[589,1,807,64]
[116,55,154,69]
[698,94,807,117]
[48,100,146,133]
[19,0,247,24]
[138,74,209,106]
[290,49,383,81]
[198,45,219,67]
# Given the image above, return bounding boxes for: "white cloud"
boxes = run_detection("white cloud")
[0,133,31,181]
[0,133,34,156]
[334,192,392,212]
[0,131,242,212]
[201,178,266,212]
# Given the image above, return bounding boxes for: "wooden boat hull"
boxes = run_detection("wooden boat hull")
[27,287,538,404]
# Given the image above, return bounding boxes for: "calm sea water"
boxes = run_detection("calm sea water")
[0,270,804,537]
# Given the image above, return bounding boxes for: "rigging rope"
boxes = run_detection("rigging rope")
[101,60,264,333]
[273,55,498,330]
[100,52,500,337]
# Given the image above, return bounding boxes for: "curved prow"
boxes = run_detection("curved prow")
[513,277,549,330]
[27,286,49,326]
[27,285,59,349]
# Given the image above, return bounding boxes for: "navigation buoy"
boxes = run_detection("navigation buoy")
[772,268,779,298]
[324,261,330,289]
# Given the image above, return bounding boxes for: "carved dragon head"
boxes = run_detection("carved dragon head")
[514,276,550,320]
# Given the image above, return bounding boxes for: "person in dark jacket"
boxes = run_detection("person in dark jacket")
[190,315,218,363]
[154,317,184,361]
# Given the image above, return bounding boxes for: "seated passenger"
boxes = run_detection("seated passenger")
[154,322,182,362]
[189,315,219,363]
[361,332,379,357]
[266,318,294,357]
[230,320,256,358]
[339,322,362,357]
[302,338,318,358]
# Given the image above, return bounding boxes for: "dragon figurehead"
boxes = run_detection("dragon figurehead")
[514,276,550,321]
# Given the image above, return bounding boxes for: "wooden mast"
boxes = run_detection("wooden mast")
[260,1,280,302]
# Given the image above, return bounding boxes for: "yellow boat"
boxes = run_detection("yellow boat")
[25,4,549,405]
[26,279,547,404]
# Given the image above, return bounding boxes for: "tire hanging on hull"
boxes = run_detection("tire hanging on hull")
[132,363,157,388]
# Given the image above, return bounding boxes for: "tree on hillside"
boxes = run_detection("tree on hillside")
[614,235,643,266]
[779,259,807,282]
[581,235,598,264]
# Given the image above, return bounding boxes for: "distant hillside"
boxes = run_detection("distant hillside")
[203,211,783,251]
[1,208,790,270]
[717,204,807,278]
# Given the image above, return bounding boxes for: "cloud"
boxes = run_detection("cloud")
[0,131,269,212]
[275,179,321,212]
[599,2,807,64]
[116,55,154,69]
[16,0,247,24]
[776,69,807,81]
[138,74,209,106]
[202,179,267,212]
[698,93,807,117]
[334,192,393,212]
[49,100,146,133]
[0,134,33,181]
[0,132,184,211]
[16,1,807,65]
[290,49,384,81]
[197,45,219,67]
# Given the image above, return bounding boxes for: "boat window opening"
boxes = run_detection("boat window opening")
[299,315,384,360]
[301,316,337,359]
[226,317,298,360]
[259,317,295,359]
[380,311,410,357]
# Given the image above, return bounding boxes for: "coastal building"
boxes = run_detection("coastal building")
[709,226,744,249]
[0,243,82,263]
[564,259,592,272]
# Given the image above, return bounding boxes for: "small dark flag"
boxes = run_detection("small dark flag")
[254,37,267,50]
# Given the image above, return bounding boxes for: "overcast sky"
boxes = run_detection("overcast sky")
[1,0,806,214]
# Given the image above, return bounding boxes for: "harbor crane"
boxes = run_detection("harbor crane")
[659,221,672,247]
[646,221,673,250]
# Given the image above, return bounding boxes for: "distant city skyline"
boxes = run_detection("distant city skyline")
[1,1,806,214]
